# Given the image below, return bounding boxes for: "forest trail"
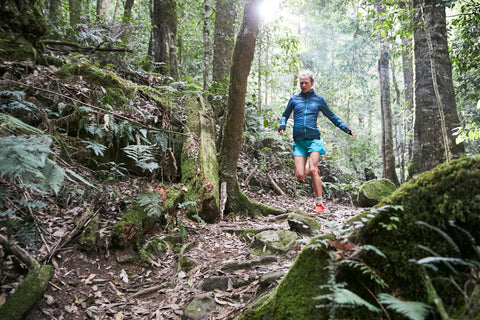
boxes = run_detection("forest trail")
[22,190,362,320]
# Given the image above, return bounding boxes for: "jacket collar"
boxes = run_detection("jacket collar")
[300,89,315,96]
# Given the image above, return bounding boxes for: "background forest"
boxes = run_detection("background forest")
[1,0,480,319]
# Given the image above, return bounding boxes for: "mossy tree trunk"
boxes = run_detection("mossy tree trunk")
[150,0,179,78]
[181,95,220,223]
[218,0,284,217]
[410,0,464,176]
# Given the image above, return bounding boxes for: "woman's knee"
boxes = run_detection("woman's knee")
[309,166,320,177]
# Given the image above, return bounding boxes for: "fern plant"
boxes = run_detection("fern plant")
[0,90,39,117]
[136,193,164,217]
[410,220,480,319]
[122,144,160,172]
[0,135,65,194]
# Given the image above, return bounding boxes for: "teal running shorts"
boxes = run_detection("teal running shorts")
[292,139,326,157]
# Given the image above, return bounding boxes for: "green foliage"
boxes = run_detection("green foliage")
[0,90,38,117]
[136,193,164,217]
[122,144,160,172]
[0,135,65,194]
[377,293,431,320]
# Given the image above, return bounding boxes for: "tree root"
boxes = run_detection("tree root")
[0,235,54,320]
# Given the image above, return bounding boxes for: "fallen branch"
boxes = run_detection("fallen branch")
[0,235,54,320]
[42,40,133,53]
[266,171,286,196]
[46,209,99,262]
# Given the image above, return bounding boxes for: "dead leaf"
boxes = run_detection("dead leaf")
[119,269,128,283]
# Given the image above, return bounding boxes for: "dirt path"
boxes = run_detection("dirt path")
[19,193,361,320]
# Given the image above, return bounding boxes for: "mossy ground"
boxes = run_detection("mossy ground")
[56,59,136,107]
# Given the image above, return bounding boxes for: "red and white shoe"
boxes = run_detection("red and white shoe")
[312,203,325,214]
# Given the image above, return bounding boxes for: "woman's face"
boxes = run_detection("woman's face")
[299,76,313,93]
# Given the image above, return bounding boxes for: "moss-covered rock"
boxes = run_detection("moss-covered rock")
[252,230,297,255]
[239,156,480,320]
[357,178,396,207]
[356,156,480,313]
[240,236,334,320]
[287,210,321,236]
[79,213,99,252]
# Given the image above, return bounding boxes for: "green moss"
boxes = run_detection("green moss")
[56,59,135,107]
[0,265,53,320]
[79,213,98,252]
[357,156,480,304]
[357,178,396,207]
[240,237,333,320]
[111,203,147,250]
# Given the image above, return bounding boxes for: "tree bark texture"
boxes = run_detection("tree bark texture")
[123,0,135,21]
[203,0,211,90]
[96,0,111,23]
[376,0,399,186]
[151,0,179,78]
[69,0,83,26]
[181,95,220,223]
[0,0,47,61]
[410,0,464,176]
[212,0,237,84]
[219,0,282,216]
[47,0,63,25]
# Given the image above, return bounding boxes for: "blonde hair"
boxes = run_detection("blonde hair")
[299,70,315,83]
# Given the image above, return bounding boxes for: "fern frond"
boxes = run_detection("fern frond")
[136,193,164,217]
[41,159,65,194]
[416,221,460,254]
[355,244,387,258]
[378,293,431,320]
[122,144,159,172]
[416,256,476,268]
[0,135,66,193]
[83,139,107,157]
[316,288,381,313]
[64,168,96,188]
[0,113,43,136]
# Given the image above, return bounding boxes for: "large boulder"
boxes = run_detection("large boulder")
[357,178,396,207]
[239,156,480,320]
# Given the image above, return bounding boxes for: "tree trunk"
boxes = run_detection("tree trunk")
[212,0,237,84]
[69,0,83,26]
[203,0,211,90]
[410,0,464,176]
[219,0,283,216]
[123,0,135,21]
[96,0,111,23]
[181,95,220,223]
[47,0,62,25]
[376,0,400,186]
[151,0,179,78]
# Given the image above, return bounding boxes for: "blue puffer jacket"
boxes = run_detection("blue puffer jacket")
[279,89,350,141]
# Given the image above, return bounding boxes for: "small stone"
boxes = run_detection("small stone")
[182,295,216,320]
[202,276,230,292]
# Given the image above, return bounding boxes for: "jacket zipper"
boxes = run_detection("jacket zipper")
[303,95,309,139]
